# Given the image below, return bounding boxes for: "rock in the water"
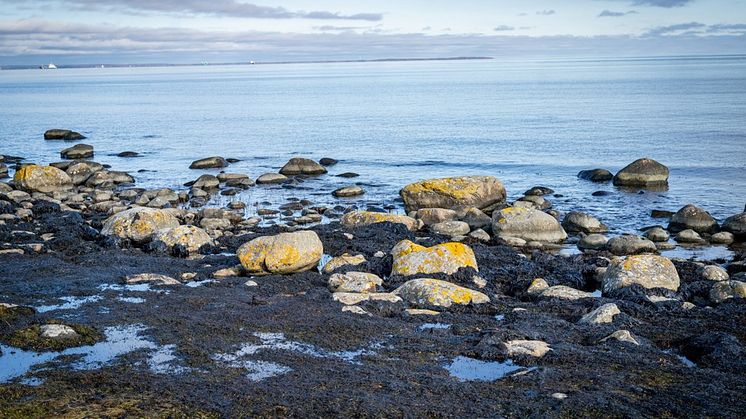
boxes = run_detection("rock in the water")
[391,240,477,276]
[400,176,506,213]
[503,340,551,358]
[153,225,213,253]
[643,227,669,242]
[319,157,338,166]
[415,208,458,225]
[13,165,72,193]
[668,204,719,234]
[607,235,657,256]
[612,158,669,187]
[675,229,706,244]
[602,254,680,293]
[117,151,140,158]
[341,211,418,231]
[40,324,79,339]
[579,303,620,324]
[189,156,227,169]
[279,158,327,175]
[101,207,180,244]
[577,234,608,251]
[709,280,746,304]
[256,173,288,184]
[523,186,554,196]
[492,206,567,243]
[698,265,729,282]
[430,220,470,237]
[333,185,364,197]
[322,253,366,274]
[393,278,489,308]
[710,231,734,245]
[60,143,93,159]
[44,129,85,141]
[237,230,323,276]
[328,272,382,293]
[578,169,613,182]
[722,212,746,240]
[562,211,608,234]
[192,174,220,189]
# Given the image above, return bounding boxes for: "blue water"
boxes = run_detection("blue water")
[1,57,745,232]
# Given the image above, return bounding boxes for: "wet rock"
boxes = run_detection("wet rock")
[341,211,418,231]
[577,234,608,251]
[333,186,364,197]
[431,220,470,237]
[86,170,134,188]
[13,165,73,193]
[400,176,506,213]
[319,157,338,166]
[602,254,680,293]
[461,207,492,229]
[468,229,491,242]
[600,330,639,345]
[152,225,213,254]
[39,324,79,339]
[391,240,477,276]
[503,340,551,358]
[237,230,323,276]
[524,186,554,196]
[578,168,613,182]
[64,161,104,186]
[562,211,608,234]
[256,173,288,184]
[607,235,657,256]
[592,191,613,197]
[517,195,551,210]
[492,207,567,243]
[415,208,457,225]
[675,229,706,244]
[698,265,728,281]
[643,227,669,242]
[540,286,597,300]
[328,272,383,293]
[192,174,219,189]
[393,278,489,308]
[0,163,7,179]
[117,151,140,157]
[668,204,719,234]
[124,273,181,285]
[722,212,746,240]
[612,158,669,187]
[60,143,94,159]
[651,209,675,219]
[189,156,227,169]
[44,129,85,141]
[101,207,180,244]
[579,303,620,324]
[710,231,734,245]
[709,280,746,304]
[279,158,327,175]
[322,253,366,274]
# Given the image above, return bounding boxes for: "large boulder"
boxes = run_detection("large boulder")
[722,212,746,240]
[101,207,180,243]
[668,204,718,234]
[152,225,213,253]
[607,235,657,256]
[13,165,72,193]
[562,211,608,234]
[279,158,327,175]
[612,158,669,187]
[341,211,418,231]
[189,156,227,169]
[393,278,489,308]
[391,240,477,276]
[66,161,104,185]
[400,176,506,213]
[44,129,85,141]
[491,206,567,243]
[237,231,323,276]
[60,144,94,159]
[578,169,613,182]
[602,255,680,293]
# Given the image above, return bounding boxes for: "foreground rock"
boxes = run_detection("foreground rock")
[101,207,180,244]
[492,207,567,243]
[60,143,94,159]
[612,158,669,187]
[237,231,323,276]
[341,211,418,231]
[393,278,489,308]
[578,168,613,182]
[391,240,477,276]
[668,204,718,233]
[44,129,85,140]
[13,164,73,193]
[189,156,228,169]
[602,255,680,293]
[279,158,327,175]
[400,176,506,213]
[152,225,213,254]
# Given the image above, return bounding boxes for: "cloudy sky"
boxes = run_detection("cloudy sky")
[1,0,745,65]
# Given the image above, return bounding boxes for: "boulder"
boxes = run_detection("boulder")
[561,211,608,234]
[668,204,718,234]
[577,234,608,251]
[40,324,79,339]
[279,158,327,175]
[578,169,613,182]
[722,212,746,240]
[391,240,477,276]
[602,255,680,293]
[0,163,7,179]
[237,231,323,276]
[698,265,728,282]
[322,253,366,274]
[66,161,104,185]
[393,278,489,308]
[256,173,288,184]
[540,286,597,300]
[117,151,140,158]
[328,272,382,293]
[44,129,85,141]
[341,211,418,231]
[152,225,213,253]
[319,158,338,166]
[192,174,220,189]
[430,221,470,237]
[415,208,458,225]
[612,158,669,187]
[503,340,551,358]
[579,303,620,324]
[523,186,554,196]
[189,156,227,169]
[13,165,72,193]
[492,206,567,243]
[675,229,706,244]
[710,231,734,245]
[517,195,551,210]
[400,176,506,213]
[460,207,492,229]
[643,227,669,242]
[101,207,180,244]
[709,280,746,304]
[124,273,181,285]
[607,235,657,256]
[332,186,364,197]
[60,143,93,159]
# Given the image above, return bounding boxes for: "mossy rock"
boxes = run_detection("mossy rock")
[0,304,35,323]
[5,323,102,351]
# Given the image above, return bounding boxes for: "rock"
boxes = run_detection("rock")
[333,186,364,197]
[192,174,220,189]
[492,207,567,243]
[722,212,746,240]
[200,217,231,230]
[431,221,470,237]
[540,286,597,300]
[500,236,527,247]
[0,163,7,179]
[577,234,608,251]
[607,235,657,256]
[189,156,227,169]
[651,210,675,219]
[710,231,734,245]
[60,143,93,159]
[153,225,213,253]
[405,309,440,316]
[503,340,551,358]
[341,211,418,231]
[709,280,746,304]
[578,168,613,182]
[332,292,370,305]
[213,266,244,278]
[675,229,706,244]
[328,272,383,293]
[517,195,551,210]
[44,129,85,141]
[101,207,180,244]
[612,158,669,187]
[698,265,728,282]
[602,255,680,293]
[65,161,104,185]
[668,204,718,234]
[13,165,72,193]
[237,230,323,276]
[579,303,620,324]
[393,278,489,308]
[124,273,181,285]
[415,208,457,225]
[400,176,506,213]
[319,157,338,166]
[279,158,327,175]
[117,151,140,158]
[527,278,549,294]
[256,173,288,184]
[524,186,554,196]
[336,172,359,178]
[391,240,478,276]
[322,253,366,274]
[461,207,492,229]
[600,330,640,345]
[40,324,79,339]
[562,211,608,234]
[643,227,669,242]
[342,306,370,315]
[468,229,491,242]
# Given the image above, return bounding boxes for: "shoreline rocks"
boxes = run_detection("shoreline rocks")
[237,230,323,276]
[668,204,718,234]
[602,255,680,293]
[60,144,94,159]
[400,176,506,213]
[393,278,489,308]
[13,164,73,193]
[341,211,419,231]
[101,207,180,244]
[279,158,327,175]
[492,207,567,243]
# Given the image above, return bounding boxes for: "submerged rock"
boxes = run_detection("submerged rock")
[13,164,73,193]
[189,156,227,169]
[602,254,680,293]
[44,129,85,141]
[101,207,180,244]
[391,240,477,276]
[319,157,338,166]
[668,204,719,234]
[492,206,567,243]
[400,176,506,213]
[393,278,489,308]
[578,168,613,182]
[237,230,323,276]
[341,211,418,231]
[279,158,327,175]
[612,158,669,187]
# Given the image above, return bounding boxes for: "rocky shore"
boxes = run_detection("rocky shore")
[1,136,745,417]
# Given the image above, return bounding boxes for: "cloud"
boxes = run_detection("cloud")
[632,0,693,7]
[536,10,556,15]
[494,25,514,32]
[598,10,638,17]
[644,21,706,36]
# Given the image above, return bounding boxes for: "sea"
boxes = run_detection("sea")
[1,56,745,240]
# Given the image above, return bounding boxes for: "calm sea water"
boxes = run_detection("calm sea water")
[1,57,745,234]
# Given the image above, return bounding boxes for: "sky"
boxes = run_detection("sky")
[1,0,745,65]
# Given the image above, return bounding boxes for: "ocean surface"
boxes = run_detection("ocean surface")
[1,56,745,238]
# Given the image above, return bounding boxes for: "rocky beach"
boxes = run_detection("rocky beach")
[1,133,745,417]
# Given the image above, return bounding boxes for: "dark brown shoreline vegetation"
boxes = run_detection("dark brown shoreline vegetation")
[1,131,745,417]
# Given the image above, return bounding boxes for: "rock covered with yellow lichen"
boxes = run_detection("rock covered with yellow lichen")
[152,225,213,253]
[399,176,506,213]
[602,254,680,293]
[491,206,567,243]
[322,253,366,274]
[393,278,489,308]
[391,240,478,276]
[341,210,419,231]
[101,207,180,243]
[12,164,73,193]
[237,230,323,276]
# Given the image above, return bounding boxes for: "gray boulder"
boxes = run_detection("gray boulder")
[612,158,669,187]
[578,169,613,182]
[607,235,657,256]
[577,234,608,251]
[279,158,327,175]
[722,212,746,240]
[668,204,718,234]
[602,255,680,293]
[492,206,567,243]
[562,211,608,234]
[189,156,227,169]
[60,143,93,159]
[44,129,85,141]
[643,227,669,242]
